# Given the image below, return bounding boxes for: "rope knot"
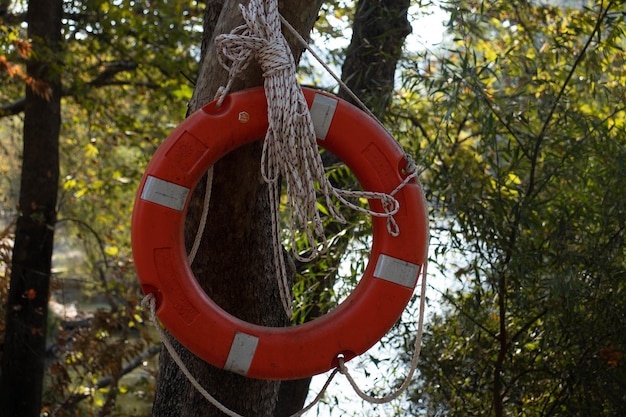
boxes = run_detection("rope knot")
[404,154,417,175]
[258,39,293,76]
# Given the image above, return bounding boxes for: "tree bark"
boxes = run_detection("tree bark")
[0,0,63,416]
[151,1,323,416]
[338,0,412,119]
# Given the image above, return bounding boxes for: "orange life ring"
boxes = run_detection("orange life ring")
[132,87,428,380]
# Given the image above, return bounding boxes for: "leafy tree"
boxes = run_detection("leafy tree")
[1,0,202,415]
[393,0,626,415]
[0,2,63,416]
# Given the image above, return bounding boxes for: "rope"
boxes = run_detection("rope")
[187,166,213,266]
[141,293,339,417]
[271,20,430,401]
[278,15,380,125]
[157,0,430,413]
[141,262,428,414]
[142,294,243,417]
[338,260,429,404]
[214,0,415,317]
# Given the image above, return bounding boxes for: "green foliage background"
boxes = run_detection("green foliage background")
[1,0,625,416]
[2,1,203,414]
[393,0,626,415]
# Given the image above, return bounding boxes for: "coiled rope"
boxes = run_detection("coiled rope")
[214,0,411,317]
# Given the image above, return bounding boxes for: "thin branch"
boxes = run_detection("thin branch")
[0,98,26,117]
[55,217,108,267]
[91,344,161,390]
[508,308,549,348]
[478,91,531,161]
[434,286,499,340]
[50,345,161,414]
[1,61,158,118]
[536,3,612,141]
[85,60,138,86]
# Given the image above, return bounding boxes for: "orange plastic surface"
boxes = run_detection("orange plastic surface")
[131,87,428,380]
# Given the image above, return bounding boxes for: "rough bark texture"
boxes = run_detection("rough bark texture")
[0,0,63,416]
[151,1,323,416]
[338,0,412,119]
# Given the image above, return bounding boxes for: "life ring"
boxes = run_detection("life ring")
[132,87,428,380]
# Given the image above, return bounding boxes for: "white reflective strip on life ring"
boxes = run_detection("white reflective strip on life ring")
[373,254,420,288]
[140,176,189,211]
[310,93,338,140]
[224,332,259,376]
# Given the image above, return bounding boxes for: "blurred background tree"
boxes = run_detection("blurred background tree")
[1,1,202,415]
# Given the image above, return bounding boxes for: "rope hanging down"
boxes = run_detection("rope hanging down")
[141,260,428,416]
[138,0,429,414]
[142,293,341,417]
[214,0,410,316]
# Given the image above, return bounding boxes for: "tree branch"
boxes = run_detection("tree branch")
[528,2,613,197]
[0,98,26,117]
[50,345,161,412]
[85,61,138,87]
[0,60,157,118]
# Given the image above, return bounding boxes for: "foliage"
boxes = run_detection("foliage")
[290,162,371,325]
[391,0,626,415]
[1,1,202,415]
[0,29,51,99]
[0,116,21,214]
[9,0,625,415]
[44,308,156,416]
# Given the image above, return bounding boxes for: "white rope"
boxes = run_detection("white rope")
[274,21,432,395]
[214,0,414,317]
[338,260,429,404]
[141,293,338,417]
[142,294,243,417]
[187,166,213,266]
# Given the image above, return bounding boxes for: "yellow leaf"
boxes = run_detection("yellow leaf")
[85,143,99,158]
[63,178,77,190]
[74,188,88,198]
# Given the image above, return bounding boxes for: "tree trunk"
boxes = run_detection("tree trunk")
[0,0,63,416]
[338,0,412,118]
[150,1,323,416]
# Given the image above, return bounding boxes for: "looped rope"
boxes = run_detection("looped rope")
[141,294,244,417]
[215,0,415,317]
[141,258,428,415]
[258,42,293,75]
[141,293,339,417]
[337,260,428,405]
